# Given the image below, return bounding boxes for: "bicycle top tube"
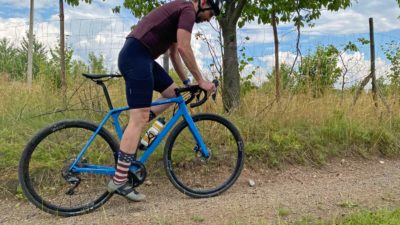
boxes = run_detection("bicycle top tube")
[81,73,218,111]
[151,96,185,106]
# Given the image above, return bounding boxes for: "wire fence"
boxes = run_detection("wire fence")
[1,14,399,88]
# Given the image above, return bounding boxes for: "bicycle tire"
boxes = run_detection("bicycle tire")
[164,113,244,198]
[19,120,119,217]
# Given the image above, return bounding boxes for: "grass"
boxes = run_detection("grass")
[337,200,359,209]
[278,207,291,217]
[327,208,400,225]
[2,78,400,195]
[191,215,205,223]
[274,208,400,225]
[230,89,400,168]
[0,78,400,211]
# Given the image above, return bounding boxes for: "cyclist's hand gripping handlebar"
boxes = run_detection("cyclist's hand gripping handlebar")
[211,79,219,101]
[175,79,219,108]
[189,79,219,108]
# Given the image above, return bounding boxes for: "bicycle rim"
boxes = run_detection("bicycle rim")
[19,120,119,216]
[164,113,244,198]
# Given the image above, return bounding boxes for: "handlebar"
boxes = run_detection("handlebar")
[174,79,219,108]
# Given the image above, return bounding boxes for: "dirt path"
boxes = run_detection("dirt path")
[2,158,400,225]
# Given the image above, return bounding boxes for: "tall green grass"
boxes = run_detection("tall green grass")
[229,89,400,167]
[2,78,400,193]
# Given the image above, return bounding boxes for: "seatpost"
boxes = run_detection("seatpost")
[96,81,114,110]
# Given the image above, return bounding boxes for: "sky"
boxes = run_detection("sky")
[0,0,400,86]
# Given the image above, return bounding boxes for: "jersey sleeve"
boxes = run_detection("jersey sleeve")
[178,6,196,33]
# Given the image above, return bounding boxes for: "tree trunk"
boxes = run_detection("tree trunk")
[369,17,378,108]
[59,0,66,95]
[220,21,240,112]
[27,0,34,88]
[272,10,280,102]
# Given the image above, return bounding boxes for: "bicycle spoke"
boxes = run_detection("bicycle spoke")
[165,114,244,197]
[21,121,117,215]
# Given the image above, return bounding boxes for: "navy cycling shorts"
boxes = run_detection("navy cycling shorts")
[118,38,173,109]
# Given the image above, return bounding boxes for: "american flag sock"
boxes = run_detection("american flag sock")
[112,150,135,185]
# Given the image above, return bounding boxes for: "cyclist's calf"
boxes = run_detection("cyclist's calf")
[120,108,151,154]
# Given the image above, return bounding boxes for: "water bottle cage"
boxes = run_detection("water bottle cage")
[146,131,156,144]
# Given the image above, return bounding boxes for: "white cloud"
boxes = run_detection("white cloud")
[238,27,274,44]
[0,17,28,44]
[0,0,26,8]
[259,51,299,69]
[1,0,398,78]
[259,51,391,88]
[337,52,390,87]
[302,0,400,35]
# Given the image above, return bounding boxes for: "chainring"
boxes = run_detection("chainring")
[127,161,147,188]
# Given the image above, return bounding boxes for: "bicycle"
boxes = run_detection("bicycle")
[18,73,245,217]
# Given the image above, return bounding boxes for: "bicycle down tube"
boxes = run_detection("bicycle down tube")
[70,94,210,175]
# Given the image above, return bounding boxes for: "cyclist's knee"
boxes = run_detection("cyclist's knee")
[161,83,178,98]
[129,108,150,127]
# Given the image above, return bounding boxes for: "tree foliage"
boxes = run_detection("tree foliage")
[0,35,107,89]
[383,41,400,90]
[0,33,48,81]
[88,52,107,74]
[121,0,164,18]
[45,41,74,87]
[64,0,94,7]
[240,0,351,28]
[264,63,296,91]
[298,45,342,97]
[63,0,353,109]
[0,38,25,80]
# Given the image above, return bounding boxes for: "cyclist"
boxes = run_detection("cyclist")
[108,0,223,201]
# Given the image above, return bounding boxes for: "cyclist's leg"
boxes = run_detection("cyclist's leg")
[108,37,153,201]
[118,37,154,155]
[150,61,177,115]
[120,108,150,154]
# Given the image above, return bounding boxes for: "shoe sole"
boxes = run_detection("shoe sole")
[108,185,145,202]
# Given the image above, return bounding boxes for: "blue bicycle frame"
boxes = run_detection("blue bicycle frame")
[69,95,209,175]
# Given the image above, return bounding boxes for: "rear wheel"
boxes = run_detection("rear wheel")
[18,120,119,217]
[164,113,244,198]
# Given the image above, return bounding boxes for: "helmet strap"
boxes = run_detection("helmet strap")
[196,0,204,18]
[196,0,214,21]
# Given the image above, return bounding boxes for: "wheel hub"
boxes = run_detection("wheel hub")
[193,144,211,162]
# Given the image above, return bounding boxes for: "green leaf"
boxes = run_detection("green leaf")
[358,38,370,45]
[112,6,121,13]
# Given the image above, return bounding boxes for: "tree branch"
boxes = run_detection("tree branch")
[352,73,372,106]
[232,0,247,23]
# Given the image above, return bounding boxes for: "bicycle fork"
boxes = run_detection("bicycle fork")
[180,103,210,159]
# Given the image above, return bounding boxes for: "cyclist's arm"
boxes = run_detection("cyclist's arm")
[169,43,189,83]
[176,28,204,84]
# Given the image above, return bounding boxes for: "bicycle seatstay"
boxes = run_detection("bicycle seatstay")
[70,95,210,175]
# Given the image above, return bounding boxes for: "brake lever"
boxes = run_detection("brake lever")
[196,92,201,101]
[190,89,208,108]
[212,79,219,101]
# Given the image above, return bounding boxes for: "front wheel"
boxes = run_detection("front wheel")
[164,113,244,198]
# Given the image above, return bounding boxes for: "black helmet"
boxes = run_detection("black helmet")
[207,0,223,16]
[197,0,224,17]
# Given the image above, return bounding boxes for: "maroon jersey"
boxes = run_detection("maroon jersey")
[128,0,196,59]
